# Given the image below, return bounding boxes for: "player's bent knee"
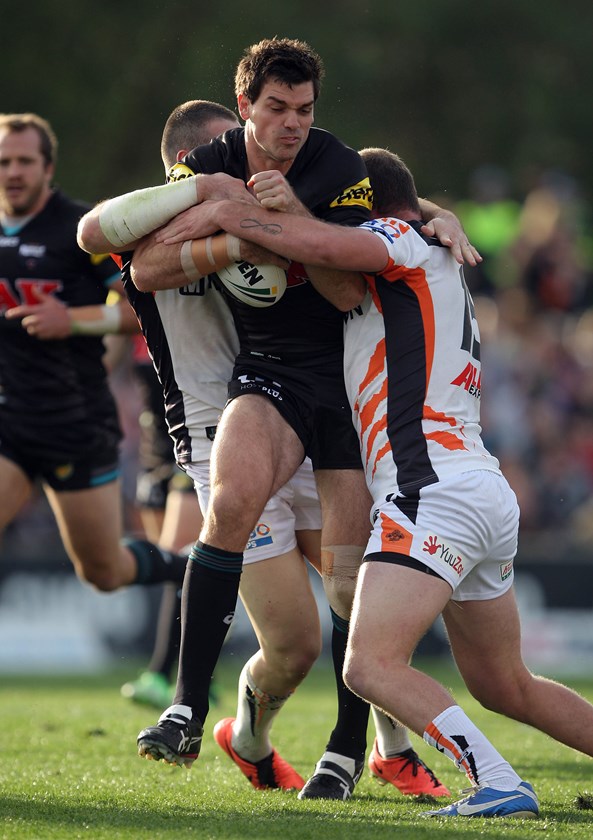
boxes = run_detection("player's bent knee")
[76,563,122,592]
[472,684,531,721]
[209,486,267,534]
[322,575,355,620]
[277,649,319,686]
[343,652,374,703]
[263,636,321,683]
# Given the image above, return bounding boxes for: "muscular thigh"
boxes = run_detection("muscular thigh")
[44,480,123,562]
[239,548,321,656]
[202,395,304,550]
[443,587,526,694]
[350,560,451,663]
[213,395,303,494]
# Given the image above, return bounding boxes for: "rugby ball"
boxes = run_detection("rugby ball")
[217,261,287,307]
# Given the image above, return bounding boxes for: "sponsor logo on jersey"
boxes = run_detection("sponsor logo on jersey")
[0,279,62,313]
[451,361,481,399]
[344,303,364,323]
[329,178,373,211]
[365,218,411,243]
[423,533,464,576]
[19,244,45,258]
[236,374,283,400]
[500,560,513,581]
[179,275,217,296]
[385,527,407,543]
[167,162,196,182]
[0,236,19,248]
[90,252,112,266]
[54,463,74,481]
[245,522,273,551]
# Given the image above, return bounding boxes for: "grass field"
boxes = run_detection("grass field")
[2,657,593,839]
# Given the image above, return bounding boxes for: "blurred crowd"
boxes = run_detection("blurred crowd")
[453,166,593,547]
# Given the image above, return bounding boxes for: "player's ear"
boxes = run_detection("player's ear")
[237,94,250,121]
[176,149,189,162]
[45,161,55,183]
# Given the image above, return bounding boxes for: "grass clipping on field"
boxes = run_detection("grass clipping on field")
[574,791,593,809]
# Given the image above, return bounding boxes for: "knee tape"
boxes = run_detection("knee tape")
[321,545,364,621]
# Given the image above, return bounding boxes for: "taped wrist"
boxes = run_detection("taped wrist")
[98,177,199,247]
[70,304,122,335]
[180,233,242,281]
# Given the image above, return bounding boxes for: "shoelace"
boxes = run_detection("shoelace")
[400,751,441,786]
[455,785,480,801]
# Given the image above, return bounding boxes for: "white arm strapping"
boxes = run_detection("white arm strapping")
[70,304,122,335]
[98,177,199,248]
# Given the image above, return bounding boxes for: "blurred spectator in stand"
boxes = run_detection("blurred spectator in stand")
[477,170,593,543]
[454,164,522,296]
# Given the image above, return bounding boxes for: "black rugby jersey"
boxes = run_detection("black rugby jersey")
[169,127,372,366]
[0,190,121,457]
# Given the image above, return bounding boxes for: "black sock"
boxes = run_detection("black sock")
[324,608,369,762]
[173,541,242,723]
[147,583,181,678]
[125,538,188,585]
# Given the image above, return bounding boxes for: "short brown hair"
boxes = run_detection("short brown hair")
[0,113,57,166]
[234,38,324,103]
[161,100,238,168]
[360,147,421,217]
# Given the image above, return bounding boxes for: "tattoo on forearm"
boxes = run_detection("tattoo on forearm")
[239,218,282,236]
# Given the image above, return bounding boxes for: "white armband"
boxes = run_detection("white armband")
[70,304,122,335]
[98,177,199,247]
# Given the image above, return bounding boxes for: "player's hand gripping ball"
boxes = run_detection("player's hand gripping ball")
[217,261,287,307]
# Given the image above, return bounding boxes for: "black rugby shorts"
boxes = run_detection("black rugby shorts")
[228,356,362,472]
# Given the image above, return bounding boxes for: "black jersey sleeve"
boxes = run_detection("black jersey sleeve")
[288,128,372,227]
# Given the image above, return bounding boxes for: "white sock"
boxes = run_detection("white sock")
[424,705,521,790]
[372,707,412,757]
[232,659,292,762]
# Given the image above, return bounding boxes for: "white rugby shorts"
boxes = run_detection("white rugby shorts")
[366,469,519,601]
[185,457,321,565]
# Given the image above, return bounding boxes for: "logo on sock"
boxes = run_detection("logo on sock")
[451,734,478,784]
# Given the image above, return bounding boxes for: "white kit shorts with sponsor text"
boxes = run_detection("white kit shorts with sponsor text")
[186,457,321,565]
[366,469,519,601]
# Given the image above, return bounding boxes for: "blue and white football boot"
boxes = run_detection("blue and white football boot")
[423,780,539,818]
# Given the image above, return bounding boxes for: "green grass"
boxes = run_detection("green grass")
[1,658,593,839]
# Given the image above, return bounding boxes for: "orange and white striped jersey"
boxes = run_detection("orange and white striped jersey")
[344,217,500,502]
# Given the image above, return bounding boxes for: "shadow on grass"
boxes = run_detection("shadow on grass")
[0,791,579,840]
